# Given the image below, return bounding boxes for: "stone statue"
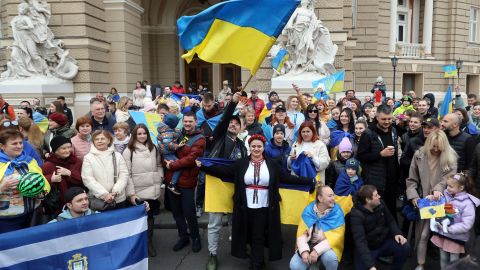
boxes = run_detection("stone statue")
[274,0,337,77]
[1,0,78,80]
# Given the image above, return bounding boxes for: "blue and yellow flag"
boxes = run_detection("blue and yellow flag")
[271,48,289,73]
[129,110,163,145]
[178,0,300,74]
[257,105,271,124]
[439,85,453,118]
[33,112,48,133]
[296,202,346,261]
[443,65,457,78]
[312,70,345,96]
[418,197,446,219]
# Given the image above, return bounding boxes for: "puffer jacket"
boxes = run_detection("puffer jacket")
[81,145,129,203]
[264,138,291,172]
[123,143,163,200]
[438,190,480,242]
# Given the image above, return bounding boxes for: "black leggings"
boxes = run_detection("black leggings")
[247,207,269,267]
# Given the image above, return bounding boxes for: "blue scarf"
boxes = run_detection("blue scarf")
[302,202,344,231]
[291,152,317,179]
[196,110,223,131]
[0,150,33,176]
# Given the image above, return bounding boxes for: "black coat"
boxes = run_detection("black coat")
[201,157,313,260]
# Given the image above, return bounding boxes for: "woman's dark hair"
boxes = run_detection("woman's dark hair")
[336,107,355,134]
[128,124,155,153]
[51,101,64,115]
[19,106,33,119]
[454,108,470,125]
[357,185,377,205]
[304,104,321,130]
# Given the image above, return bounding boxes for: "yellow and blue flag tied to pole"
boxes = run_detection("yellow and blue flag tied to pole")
[443,64,458,78]
[296,202,346,261]
[312,70,345,98]
[129,110,163,145]
[0,206,148,270]
[439,85,453,118]
[177,0,300,74]
[272,48,289,73]
[257,105,271,124]
[33,112,48,133]
[418,197,446,219]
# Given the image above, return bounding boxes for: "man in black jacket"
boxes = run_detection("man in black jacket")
[440,113,476,171]
[351,185,410,270]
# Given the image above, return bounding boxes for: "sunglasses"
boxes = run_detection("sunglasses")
[308,110,318,113]
[2,120,18,127]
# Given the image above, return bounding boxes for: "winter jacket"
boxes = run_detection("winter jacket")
[0,99,16,120]
[350,200,402,269]
[41,153,84,215]
[423,93,439,118]
[264,139,291,172]
[91,115,116,133]
[288,140,330,184]
[247,98,265,119]
[246,121,264,136]
[325,152,348,188]
[123,143,163,200]
[447,131,476,171]
[469,143,480,191]
[164,129,206,188]
[49,208,97,223]
[172,85,185,94]
[62,104,74,127]
[71,134,91,161]
[43,125,76,153]
[81,145,129,203]
[316,120,331,146]
[400,133,425,167]
[437,190,480,242]
[393,104,416,116]
[334,171,364,196]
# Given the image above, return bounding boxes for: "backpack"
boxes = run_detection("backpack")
[1,102,10,115]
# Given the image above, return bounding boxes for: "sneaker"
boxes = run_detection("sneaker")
[192,237,202,253]
[196,207,203,218]
[172,237,189,252]
[168,184,181,195]
[206,254,218,270]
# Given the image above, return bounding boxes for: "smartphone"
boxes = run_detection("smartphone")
[0,201,10,210]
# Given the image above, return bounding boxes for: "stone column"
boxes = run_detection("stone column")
[423,0,433,56]
[104,0,144,94]
[412,0,420,44]
[389,0,397,53]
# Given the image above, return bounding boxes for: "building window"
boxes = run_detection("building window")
[397,12,408,42]
[398,0,406,7]
[470,7,478,42]
[352,0,357,28]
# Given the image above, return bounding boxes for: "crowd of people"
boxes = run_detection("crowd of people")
[0,78,480,270]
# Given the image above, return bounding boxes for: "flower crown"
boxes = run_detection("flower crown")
[248,134,266,145]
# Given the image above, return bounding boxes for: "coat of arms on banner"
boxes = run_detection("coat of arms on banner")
[68,253,88,270]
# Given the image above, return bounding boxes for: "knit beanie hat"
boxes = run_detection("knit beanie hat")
[272,124,285,136]
[338,137,352,153]
[50,135,71,153]
[345,158,360,171]
[48,112,68,126]
[163,113,179,129]
[64,187,86,203]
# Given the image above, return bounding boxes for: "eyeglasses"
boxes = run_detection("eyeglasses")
[2,120,18,127]
[308,110,318,113]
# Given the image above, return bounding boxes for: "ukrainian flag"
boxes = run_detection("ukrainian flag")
[439,85,453,118]
[312,70,345,96]
[418,196,446,219]
[33,112,48,133]
[296,202,346,261]
[443,64,457,78]
[257,105,271,124]
[129,110,163,145]
[272,48,289,73]
[178,0,300,74]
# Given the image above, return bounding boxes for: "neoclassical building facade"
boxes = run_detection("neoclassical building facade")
[1,0,480,115]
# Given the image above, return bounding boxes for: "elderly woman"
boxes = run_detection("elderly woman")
[288,121,330,184]
[41,136,84,217]
[123,124,163,257]
[70,116,93,161]
[81,130,129,210]
[197,134,314,270]
[43,112,75,154]
[0,129,49,233]
[406,130,458,270]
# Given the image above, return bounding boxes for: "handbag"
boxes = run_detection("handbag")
[42,184,61,214]
[89,152,118,211]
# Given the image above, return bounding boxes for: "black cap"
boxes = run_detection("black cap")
[250,89,258,93]
[275,105,286,113]
[421,118,440,127]
[50,136,71,153]
[230,115,241,125]
[272,124,285,135]
[64,187,86,203]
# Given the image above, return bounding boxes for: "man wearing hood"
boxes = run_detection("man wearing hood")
[264,124,291,173]
[423,93,439,119]
[49,187,96,222]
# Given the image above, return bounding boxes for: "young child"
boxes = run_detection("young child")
[113,122,130,154]
[429,173,480,269]
[333,158,364,196]
[157,114,184,195]
[325,137,352,188]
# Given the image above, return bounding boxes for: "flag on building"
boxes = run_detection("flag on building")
[439,85,453,118]
[312,70,345,96]
[129,110,163,145]
[177,0,300,74]
[442,64,458,78]
[0,206,148,270]
[271,48,289,73]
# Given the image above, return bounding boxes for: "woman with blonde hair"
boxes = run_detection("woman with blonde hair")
[286,95,305,130]
[115,96,132,123]
[17,117,44,158]
[406,129,458,270]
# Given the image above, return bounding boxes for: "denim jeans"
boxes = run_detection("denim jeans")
[289,249,338,270]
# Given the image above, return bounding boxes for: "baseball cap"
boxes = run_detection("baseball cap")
[275,105,286,113]
[421,118,439,127]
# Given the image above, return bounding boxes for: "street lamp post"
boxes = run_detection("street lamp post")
[456,58,464,86]
[391,55,399,100]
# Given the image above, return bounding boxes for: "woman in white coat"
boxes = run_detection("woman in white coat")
[123,124,163,257]
[288,121,330,185]
[81,130,129,209]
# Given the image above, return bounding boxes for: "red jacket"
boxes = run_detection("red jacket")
[247,98,265,119]
[164,130,206,188]
[0,99,16,120]
[172,85,185,94]
[41,154,84,214]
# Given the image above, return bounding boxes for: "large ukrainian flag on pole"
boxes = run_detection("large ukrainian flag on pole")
[178,0,300,74]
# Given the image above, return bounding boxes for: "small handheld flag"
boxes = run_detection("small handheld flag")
[443,65,457,78]
[418,197,446,219]
[271,48,289,73]
[438,85,453,118]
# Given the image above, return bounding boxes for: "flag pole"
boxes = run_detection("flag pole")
[242,73,254,91]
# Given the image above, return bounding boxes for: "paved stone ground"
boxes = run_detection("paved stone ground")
[148,211,440,270]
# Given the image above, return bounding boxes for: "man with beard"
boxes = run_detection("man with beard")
[357,105,399,220]
[400,117,440,169]
[440,113,476,171]
[206,92,248,270]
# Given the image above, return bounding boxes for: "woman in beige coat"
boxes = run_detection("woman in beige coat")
[123,124,163,257]
[81,130,129,209]
[405,130,458,270]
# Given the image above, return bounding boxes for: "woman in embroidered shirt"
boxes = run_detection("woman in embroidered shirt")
[197,134,314,270]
